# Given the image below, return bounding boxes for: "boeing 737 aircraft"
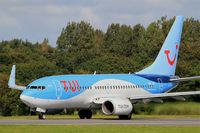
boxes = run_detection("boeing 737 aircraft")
[8,16,200,120]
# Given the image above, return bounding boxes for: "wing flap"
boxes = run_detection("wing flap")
[170,76,200,82]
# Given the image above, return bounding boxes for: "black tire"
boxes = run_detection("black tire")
[78,109,92,119]
[78,110,86,119]
[85,110,92,119]
[38,113,46,120]
[119,114,132,120]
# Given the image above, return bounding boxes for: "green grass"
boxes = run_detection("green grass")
[0,114,116,120]
[0,102,199,120]
[152,102,200,115]
[133,102,200,115]
[0,114,199,120]
[0,125,199,133]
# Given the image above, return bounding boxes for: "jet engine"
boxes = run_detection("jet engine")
[102,98,132,115]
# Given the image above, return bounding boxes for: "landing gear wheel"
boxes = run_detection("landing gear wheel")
[85,110,92,119]
[38,113,46,120]
[78,110,85,119]
[119,114,132,120]
[78,109,92,119]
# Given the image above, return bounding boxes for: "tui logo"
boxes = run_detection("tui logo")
[60,80,80,92]
[164,44,178,66]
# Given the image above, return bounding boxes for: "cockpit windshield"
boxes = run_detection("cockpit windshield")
[26,86,45,90]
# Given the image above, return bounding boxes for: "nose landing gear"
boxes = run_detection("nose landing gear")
[36,107,46,120]
[38,113,46,120]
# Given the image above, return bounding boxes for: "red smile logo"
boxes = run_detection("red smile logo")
[164,44,178,66]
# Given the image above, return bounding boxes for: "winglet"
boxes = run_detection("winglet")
[8,65,26,90]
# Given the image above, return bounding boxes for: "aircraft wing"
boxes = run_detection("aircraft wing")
[93,91,200,104]
[129,91,200,100]
[8,65,26,90]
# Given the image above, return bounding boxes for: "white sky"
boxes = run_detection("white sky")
[0,0,200,47]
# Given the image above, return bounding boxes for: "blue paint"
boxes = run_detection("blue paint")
[137,16,184,76]
[21,74,177,100]
[136,74,170,83]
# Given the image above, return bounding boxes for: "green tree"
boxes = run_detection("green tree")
[57,21,95,52]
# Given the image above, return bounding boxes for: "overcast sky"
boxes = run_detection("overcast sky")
[0,0,200,47]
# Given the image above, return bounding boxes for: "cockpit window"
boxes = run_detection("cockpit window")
[28,86,46,90]
[30,86,38,89]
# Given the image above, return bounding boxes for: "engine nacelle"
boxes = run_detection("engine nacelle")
[102,98,132,115]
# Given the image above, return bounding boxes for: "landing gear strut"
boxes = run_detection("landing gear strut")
[78,109,92,119]
[38,113,46,120]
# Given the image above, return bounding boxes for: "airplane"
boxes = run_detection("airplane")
[8,16,200,120]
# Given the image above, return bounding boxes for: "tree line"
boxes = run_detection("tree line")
[0,16,200,116]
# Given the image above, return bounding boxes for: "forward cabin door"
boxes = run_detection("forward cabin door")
[53,80,62,100]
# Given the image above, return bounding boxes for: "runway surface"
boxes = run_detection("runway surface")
[0,118,200,126]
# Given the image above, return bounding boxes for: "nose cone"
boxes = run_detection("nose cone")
[20,94,35,108]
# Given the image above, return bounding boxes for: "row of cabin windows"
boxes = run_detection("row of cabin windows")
[27,84,154,90]
[65,84,154,90]
[95,85,153,89]
[93,84,154,90]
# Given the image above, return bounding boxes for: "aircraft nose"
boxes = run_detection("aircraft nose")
[20,94,35,107]
[20,94,26,102]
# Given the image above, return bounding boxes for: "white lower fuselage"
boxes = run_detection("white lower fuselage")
[20,75,175,110]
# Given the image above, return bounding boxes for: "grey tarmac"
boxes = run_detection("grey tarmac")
[0,118,200,126]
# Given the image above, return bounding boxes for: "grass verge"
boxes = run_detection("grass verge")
[152,102,200,115]
[0,125,200,133]
[0,114,200,120]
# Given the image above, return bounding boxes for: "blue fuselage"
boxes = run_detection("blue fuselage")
[22,74,177,101]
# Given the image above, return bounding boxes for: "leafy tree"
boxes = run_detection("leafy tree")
[57,21,95,52]
[0,16,200,116]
